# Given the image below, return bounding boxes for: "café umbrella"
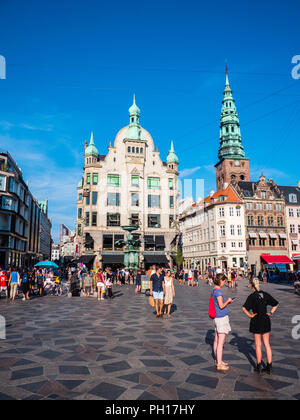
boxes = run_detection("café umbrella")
[34,261,58,269]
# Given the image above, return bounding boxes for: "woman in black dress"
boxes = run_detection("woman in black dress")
[242,278,279,374]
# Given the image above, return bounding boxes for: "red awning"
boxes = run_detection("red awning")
[261,255,294,264]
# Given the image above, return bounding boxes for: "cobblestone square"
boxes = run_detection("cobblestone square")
[0,280,299,400]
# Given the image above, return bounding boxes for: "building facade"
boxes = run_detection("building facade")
[51,243,60,262]
[180,185,247,271]
[76,96,179,269]
[38,200,52,260]
[279,183,300,269]
[234,176,288,274]
[0,150,51,268]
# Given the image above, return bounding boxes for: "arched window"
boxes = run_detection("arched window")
[240,175,245,181]
[128,146,131,153]
[132,147,135,153]
[140,148,143,154]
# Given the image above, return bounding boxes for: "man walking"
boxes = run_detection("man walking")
[150,266,165,318]
[9,267,20,301]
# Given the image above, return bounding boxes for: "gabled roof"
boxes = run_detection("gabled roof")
[278,185,300,205]
[204,185,241,205]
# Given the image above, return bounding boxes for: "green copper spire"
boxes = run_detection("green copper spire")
[167,140,179,164]
[218,66,245,160]
[126,94,145,140]
[85,132,99,156]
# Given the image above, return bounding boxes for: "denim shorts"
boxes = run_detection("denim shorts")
[153,291,164,300]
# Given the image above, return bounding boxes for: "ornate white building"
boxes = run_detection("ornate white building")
[76,96,179,269]
[180,185,247,272]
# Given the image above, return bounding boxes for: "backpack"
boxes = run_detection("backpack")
[208,289,217,319]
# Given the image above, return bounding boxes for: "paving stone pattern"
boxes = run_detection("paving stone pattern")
[0,281,299,400]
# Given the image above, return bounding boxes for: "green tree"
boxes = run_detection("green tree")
[174,247,184,269]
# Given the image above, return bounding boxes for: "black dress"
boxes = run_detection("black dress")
[243,291,279,334]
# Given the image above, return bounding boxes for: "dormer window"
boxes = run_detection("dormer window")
[261,191,266,199]
[289,193,297,203]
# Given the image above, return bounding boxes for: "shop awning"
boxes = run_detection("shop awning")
[269,233,277,239]
[102,254,124,264]
[143,254,169,266]
[144,236,155,246]
[155,236,165,247]
[78,255,95,265]
[248,232,257,238]
[261,255,294,264]
[279,233,287,239]
[259,232,267,238]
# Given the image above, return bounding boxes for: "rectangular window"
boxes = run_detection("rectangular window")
[0,175,6,191]
[246,202,253,210]
[248,215,254,226]
[266,203,273,211]
[131,193,139,207]
[77,224,82,236]
[169,196,174,209]
[169,215,174,228]
[148,195,160,208]
[236,208,241,216]
[259,238,266,246]
[279,238,286,247]
[147,177,160,189]
[219,207,225,218]
[107,213,120,227]
[107,192,120,206]
[290,224,295,234]
[86,192,90,206]
[220,225,226,237]
[258,216,264,226]
[107,174,120,187]
[130,213,139,226]
[229,207,234,216]
[103,235,113,250]
[148,214,161,228]
[85,212,90,226]
[86,173,91,185]
[92,212,97,226]
[78,208,82,219]
[289,208,294,217]
[261,191,266,199]
[256,203,263,210]
[92,192,98,205]
[230,225,235,235]
[269,238,276,247]
[297,209,300,218]
[268,216,274,226]
[169,178,174,190]
[131,175,139,187]
[93,173,98,185]
[78,193,83,201]
[249,238,256,246]
[277,217,283,227]
[237,225,242,235]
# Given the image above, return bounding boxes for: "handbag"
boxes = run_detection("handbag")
[149,296,155,307]
[208,289,216,319]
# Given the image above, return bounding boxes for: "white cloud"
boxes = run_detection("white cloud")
[179,166,201,177]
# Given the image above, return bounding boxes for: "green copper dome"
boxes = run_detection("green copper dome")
[167,141,179,164]
[85,132,99,156]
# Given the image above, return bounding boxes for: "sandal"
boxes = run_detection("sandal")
[216,363,230,371]
[214,361,229,367]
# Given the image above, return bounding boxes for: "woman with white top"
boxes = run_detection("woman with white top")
[164,270,175,318]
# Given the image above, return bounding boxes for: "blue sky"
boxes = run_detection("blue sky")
[0,0,299,241]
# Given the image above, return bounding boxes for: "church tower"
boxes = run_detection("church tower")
[215,67,250,191]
